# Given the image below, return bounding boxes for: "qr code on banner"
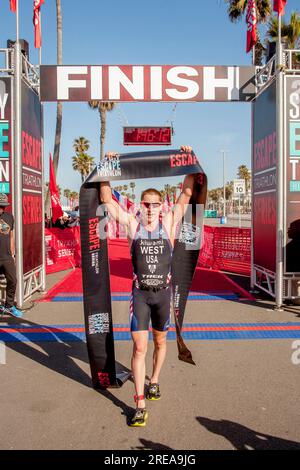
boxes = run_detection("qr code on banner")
[88,312,110,335]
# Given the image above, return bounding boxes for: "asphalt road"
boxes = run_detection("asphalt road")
[0,269,299,450]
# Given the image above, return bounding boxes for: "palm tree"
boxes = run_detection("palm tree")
[225,0,271,23]
[237,164,251,193]
[266,12,300,66]
[225,181,234,200]
[73,136,90,153]
[72,153,95,182]
[88,101,116,160]
[208,188,222,203]
[225,1,271,65]
[164,184,171,196]
[69,191,78,208]
[63,188,71,206]
[45,0,63,215]
[53,0,63,174]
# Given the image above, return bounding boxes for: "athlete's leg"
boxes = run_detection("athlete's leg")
[130,287,151,409]
[150,328,168,384]
[150,288,171,384]
[131,330,148,408]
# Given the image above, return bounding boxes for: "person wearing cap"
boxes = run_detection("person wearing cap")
[0,194,22,318]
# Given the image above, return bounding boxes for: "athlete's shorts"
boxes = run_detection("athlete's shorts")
[129,285,171,332]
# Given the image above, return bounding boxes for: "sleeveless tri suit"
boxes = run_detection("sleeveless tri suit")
[129,219,173,332]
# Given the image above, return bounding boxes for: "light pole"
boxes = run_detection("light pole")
[221,150,227,222]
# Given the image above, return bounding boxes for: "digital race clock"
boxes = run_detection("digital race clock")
[123,126,172,146]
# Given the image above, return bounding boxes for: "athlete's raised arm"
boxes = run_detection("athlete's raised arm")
[170,146,194,225]
[100,181,132,227]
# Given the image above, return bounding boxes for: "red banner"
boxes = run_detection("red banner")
[49,153,63,222]
[199,226,251,275]
[33,0,44,49]
[10,0,16,12]
[45,227,81,274]
[273,0,287,15]
[246,0,257,53]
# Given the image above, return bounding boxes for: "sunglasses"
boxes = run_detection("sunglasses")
[141,202,161,209]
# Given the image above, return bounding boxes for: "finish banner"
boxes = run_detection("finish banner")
[40,65,256,102]
[80,149,205,388]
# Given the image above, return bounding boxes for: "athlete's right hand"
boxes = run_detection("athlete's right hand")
[105,152,119,160]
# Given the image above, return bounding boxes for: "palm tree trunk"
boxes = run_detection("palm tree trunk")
[45,0,63,215]
[100,107,106,160]
[53,0,63,173]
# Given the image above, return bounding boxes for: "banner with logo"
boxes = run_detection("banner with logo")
[40,65,256,103]
[252,81,277,273]
[80,149,205,388]
[21,80,43,275]
[45,227,81,274]
[0,77,13,207]
[284,76,300,274]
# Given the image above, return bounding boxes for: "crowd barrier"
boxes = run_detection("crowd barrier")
[199,225,251,275]
[45,225,251,276]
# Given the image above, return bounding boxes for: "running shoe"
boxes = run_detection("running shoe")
[3,306,23,318]
[146,383,161,401]
[129,408,148,427]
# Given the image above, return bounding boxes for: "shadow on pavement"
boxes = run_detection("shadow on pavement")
[132,439,174,450]
[96,388,135,425]
[1,317,135,423]
[197,417,300,450]
[0,318,92,388]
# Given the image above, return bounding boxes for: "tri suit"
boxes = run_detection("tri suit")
[129,219,173,332]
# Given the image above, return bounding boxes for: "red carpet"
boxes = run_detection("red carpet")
[39,239,253,302]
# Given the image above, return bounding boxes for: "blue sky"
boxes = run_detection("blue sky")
[1,0,299,201]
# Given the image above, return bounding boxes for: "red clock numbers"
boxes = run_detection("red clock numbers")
[123,127,172,145]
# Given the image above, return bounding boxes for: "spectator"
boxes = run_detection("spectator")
[53,212,70,229]
[0,193,23,318]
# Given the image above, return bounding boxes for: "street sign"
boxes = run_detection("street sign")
[234,179,246,196]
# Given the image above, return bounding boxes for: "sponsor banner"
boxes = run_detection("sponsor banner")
[45,227,81,274]
[284,77,300,274]
[0,77,13,206]
[21,80,43,274]
[80,149,205,388]
[40,65,255,102]
[88,148,201,183]
[252,81,277,273]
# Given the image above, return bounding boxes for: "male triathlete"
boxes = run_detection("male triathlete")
[100,147,206,426]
